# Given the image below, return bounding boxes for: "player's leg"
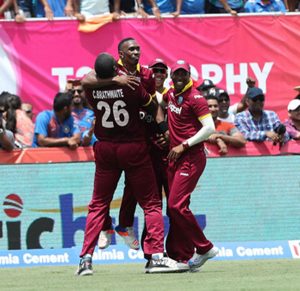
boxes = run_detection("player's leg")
[115,179,139,250]
[120,141,188,273]
[77,142,121,276]
[166,150,214,263]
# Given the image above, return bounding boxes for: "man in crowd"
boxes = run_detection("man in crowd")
[159,60,218,270]
[32,92,81,148]
[284,99,300,140]
[77,52,187,276]
[0,113,14,151]
[205,94,246,155]
[68,79,96,146]
[235,87,289,144]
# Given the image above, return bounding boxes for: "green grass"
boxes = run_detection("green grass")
[1,260,300,291]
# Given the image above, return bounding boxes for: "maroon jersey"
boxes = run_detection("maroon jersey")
[85,84,151,142]
[163,84,210,150]
[117,61,159,138]
[117,62,156,96]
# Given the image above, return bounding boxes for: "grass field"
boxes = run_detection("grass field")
[1,259,300,291]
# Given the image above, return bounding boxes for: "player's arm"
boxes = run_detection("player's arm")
[81,71,140,90]
[168,114,215,161]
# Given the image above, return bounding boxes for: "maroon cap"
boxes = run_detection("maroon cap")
[171,60,190,73]
[149,58,168,69]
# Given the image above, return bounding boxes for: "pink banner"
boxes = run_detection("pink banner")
[1,15,300,121]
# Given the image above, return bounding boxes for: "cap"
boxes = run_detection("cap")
[197,79,215,91]
[246,87,264,99]
[149,58,168,69]
[171,60,190,74]
[287,99,300,111]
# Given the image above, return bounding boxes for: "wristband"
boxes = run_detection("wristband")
[157,121,168,134]
[138,3,144,9]
[182,141,190,151]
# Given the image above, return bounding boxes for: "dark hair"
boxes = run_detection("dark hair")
[5,93,22,133]
[94,53,117,79]
[118,37,135,52]
[205,94,219,101]
[53,92,73,112]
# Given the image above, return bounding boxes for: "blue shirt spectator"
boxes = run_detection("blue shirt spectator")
[180,0,205,14]
[33,110,80,147]
[143,0,175,14]
[32,92,81,149]
[244,0,286,12]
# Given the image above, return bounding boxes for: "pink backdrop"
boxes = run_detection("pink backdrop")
[1,15,300,121]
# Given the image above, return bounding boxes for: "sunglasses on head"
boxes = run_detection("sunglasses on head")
[252,95,265,102]
[72,89,83,94]
[153,68,167,74]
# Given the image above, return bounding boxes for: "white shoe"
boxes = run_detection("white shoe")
[115,225,140,250]
[188,247,219,269]
[98,229,114,249]
[145,255,190,274]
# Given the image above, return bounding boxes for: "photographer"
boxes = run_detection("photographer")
[0,113,15,151]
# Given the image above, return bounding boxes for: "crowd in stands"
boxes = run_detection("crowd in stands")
[0,68,300,153]
[1,0,300,23]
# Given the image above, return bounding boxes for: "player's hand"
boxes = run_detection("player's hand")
[114,75,140,90]
[154,133,169,149]
[208,133,220,142]
[167,144,184,161]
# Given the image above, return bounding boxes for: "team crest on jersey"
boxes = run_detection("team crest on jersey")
[63,125,71,134]
[177,96,184,105]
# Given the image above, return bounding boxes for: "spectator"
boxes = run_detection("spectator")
[205,94,246,155]
[0,0,14,18]
[35,0,73,18]
[0,112,14,151]
[70,80,96,146]
[235,87,289,144]
[32,92,81,149]
[196,79,216,97]
[3,93,34,148]
[206,0,244,15]
[76,0,110,18]
[244,0,286,12]
[21,102,34,120]
[109,0,136,14]
[175,0,205,15]
[217,89,247,123]
[284,99,300,140]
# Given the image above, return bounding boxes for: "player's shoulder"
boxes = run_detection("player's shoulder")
[190,88,206,101]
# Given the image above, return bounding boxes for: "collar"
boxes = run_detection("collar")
[118,59,140,73]
[173,79,193,97]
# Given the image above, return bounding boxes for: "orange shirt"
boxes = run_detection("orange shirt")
[215,119,237,135]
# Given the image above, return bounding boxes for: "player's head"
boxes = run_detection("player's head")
[118,37,140,66]
[94,53,117,79]
[170,60,191,92]
[53,92,73,119]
